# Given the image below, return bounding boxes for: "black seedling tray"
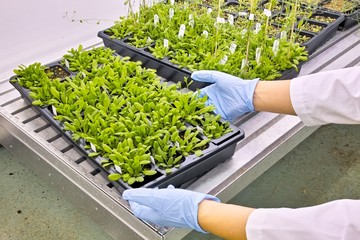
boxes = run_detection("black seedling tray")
[297,11,344,54]
[98,30,303,81]
[270,10,344,55]
[98,31,209,91]
[319,0,360,30]
[10,58,245,190]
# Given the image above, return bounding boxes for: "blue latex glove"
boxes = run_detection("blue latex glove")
[122,185,220,233]
[191,70,260,121]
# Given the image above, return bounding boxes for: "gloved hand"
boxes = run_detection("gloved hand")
[122,185,220,233]
[191,70,260,121]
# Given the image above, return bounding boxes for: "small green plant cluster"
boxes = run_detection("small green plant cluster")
[106,0,308,80]
[12,46,233,185]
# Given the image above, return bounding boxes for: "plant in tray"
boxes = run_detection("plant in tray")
[322,0,359,13]
[310,14,337,23]
[103,0,308,80]
[12,46,234,186]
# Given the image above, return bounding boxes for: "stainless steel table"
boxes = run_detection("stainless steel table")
[1,25,359,239]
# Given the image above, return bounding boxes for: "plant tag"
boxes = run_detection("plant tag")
[241,59,247,70]
[196,126,204,133]
[148,0,153,7]
[115,165,122,174]
[147,37,152,44]
[146,118,152,126]
[228,14,234,25]
[238,11,247,16]
[255,47,261,64]
[163,38,169,48]
[216,17,226,24]
[263,9,272,17]
[170,0,175,5]
[202,30,209,38]
[280,30,287,39]
[249,13,255,21]
[241,29,247,37]
[272,40,280,55]
[219,55,228,65]
[229,42,237,54]
[90,143,97,152]
[175,141,180,149]
[178,24,186,38]
[254,22,261,34]
[52,105,57,116]
[169,8,174,19]
[207,8,213,14]
[81,72,86,78]
[154,14,159,25]
[150,156,155,165]
[64,59,70,69]
[189,14,194,28]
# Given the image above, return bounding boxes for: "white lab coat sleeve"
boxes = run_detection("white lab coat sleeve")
[246,199,360,240]
[290,66,360,126]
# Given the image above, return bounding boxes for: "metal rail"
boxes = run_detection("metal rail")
[1,25,360,239]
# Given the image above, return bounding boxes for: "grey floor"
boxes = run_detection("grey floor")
[186,124,360,239]
[1,124,360,240]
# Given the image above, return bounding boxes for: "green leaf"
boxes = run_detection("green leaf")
[143,170,157,176]
[108,173,121,181]
[127,177,136,185]
[88,152,100,157]
[32,100,43,106]
[195,150,203,157]
[102,143,112,153]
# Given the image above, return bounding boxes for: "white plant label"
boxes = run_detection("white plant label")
[241,59,247,69]
[202,30,209,38]
[196,126,204,133]
[264,9,272,17]
[219,55,228,65]
[148,0,153,7]
[272,39,280,55]
[207,8,213,14]
[147,37,152,44]
[255,47,261,64]
[150,156,156,165]
[52,105,57,116]
[164,38,169,48]
[147,118,152,126]
[154,14,159,25]
[238,11,247,16]
[90,143,97,152]
[228,14,234,25]
[170,0,175,5]
[229,42,237,54]
[64,59,70,69]
[115,165,122,174]
[217,17,226,24]
[189,14,194,28]
[280,30,287,39]
[241,28,247,38]
[178,24,186,38]
[254,22,261,34]
[249,13,255,21]
[175,141,180,149]
[169,8,174,19]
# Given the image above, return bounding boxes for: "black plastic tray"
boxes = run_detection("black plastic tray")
[98,30,303,81]
[270,10,344,54]
[10,59,245,190]
[299,11,344,54]
[319,0,360,30]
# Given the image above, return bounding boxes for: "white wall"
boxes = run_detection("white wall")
[0,0,134,79]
